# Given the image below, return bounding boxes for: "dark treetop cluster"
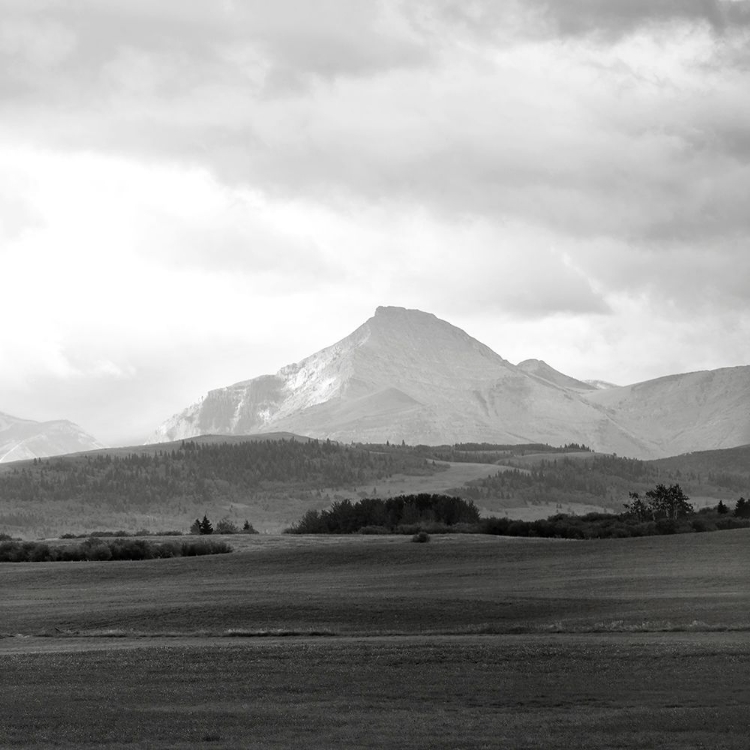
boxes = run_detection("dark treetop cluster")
[286,493,481,534]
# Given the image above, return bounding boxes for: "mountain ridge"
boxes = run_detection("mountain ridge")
[0,411,105,463]
[149,307,750,459]
[517,359,597,392]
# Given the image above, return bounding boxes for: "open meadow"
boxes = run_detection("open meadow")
[2,530,749,748]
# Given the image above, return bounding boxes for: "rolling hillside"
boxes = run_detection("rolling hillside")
[2,436,748,537]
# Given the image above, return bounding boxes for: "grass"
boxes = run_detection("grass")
[2,530,749,748]
[2,635,750,749]
[3,530,748,636]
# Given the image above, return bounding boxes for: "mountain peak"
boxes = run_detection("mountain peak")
[355,307,510,376]
[375,305,424,315]
[366,307,502,356]
[373,306,438,321]
[369,306,449,334]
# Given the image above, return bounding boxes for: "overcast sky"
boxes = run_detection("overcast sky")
[1,0,749,444]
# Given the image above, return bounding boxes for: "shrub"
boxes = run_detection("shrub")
[411,531,430,543]
[88,544,114,561]
[716,516,750,531]
[0,541,22,562]
[109,539,154,560]
[507,521,529,537]
[654,518,677,534]
[480,517,511,535]
[179,539,232,556]
[29,543,53,562]
[357,525,390,535]
[215,518,239,534]
[0,537,232,562]
[691,517,716,533]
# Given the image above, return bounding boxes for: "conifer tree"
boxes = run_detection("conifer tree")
[199,515,213,535]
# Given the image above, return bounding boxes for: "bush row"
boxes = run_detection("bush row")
[0,537,232,563]
[479,511,750,539]
[60,530,184,539]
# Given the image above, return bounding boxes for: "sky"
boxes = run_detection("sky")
[1,0,749,445]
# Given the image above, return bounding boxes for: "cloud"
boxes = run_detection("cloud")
[3,0,749,255]
[504,0,750,39]
[1,1,750,442]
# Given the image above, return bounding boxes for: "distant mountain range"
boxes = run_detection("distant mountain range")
[3,307,747,463]
[0,412,104,464]
[150,306,750,459]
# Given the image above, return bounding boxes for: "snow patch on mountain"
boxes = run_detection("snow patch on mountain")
[585,379,619,390]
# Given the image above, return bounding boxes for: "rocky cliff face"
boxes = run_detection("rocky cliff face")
[0,413,104,463]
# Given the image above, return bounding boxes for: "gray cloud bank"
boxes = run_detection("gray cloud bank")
[4,2,748,245]
[1,0,749,440]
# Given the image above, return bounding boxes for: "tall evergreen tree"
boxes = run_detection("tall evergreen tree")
[199,515,213,535]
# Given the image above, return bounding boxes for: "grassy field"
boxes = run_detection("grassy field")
[5,530,748,636]
[2,530,749,748]
[3,634,750,749]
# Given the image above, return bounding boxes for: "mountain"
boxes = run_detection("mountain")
[150,306,654,456]
[517,359,596,392]
[0,412,104,464]
[150,306,750,459]
[581,367,750,458]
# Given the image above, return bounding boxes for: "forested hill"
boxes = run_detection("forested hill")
[454,448,750,509]
[650,445,750,490]
[0,438,590,535]
[1,437,747,536]
[0,438,438,507]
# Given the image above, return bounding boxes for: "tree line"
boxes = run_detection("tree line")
[285,484,750,539]
[285,493,481,534]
